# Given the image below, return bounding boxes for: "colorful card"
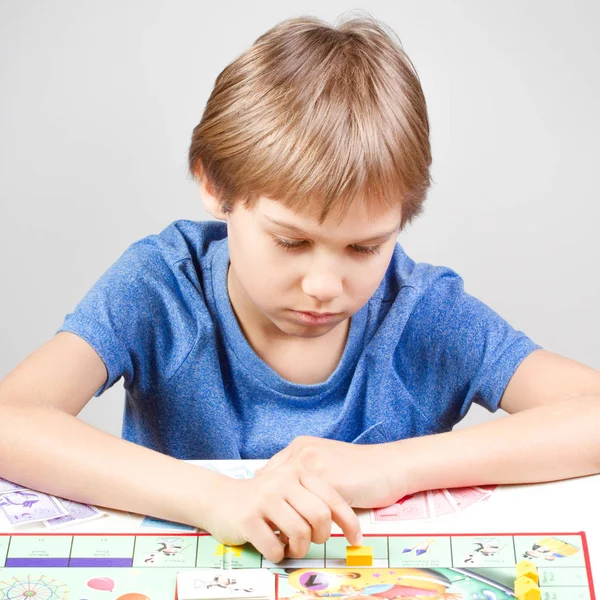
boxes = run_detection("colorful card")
[371,486,495,522]
[445,486,491,511]
[426,489,458,517]
[0,477,108,530]
[372,492,430,521]
[0,490,68,526]
[177,568,276,600]
[44,499,106,529]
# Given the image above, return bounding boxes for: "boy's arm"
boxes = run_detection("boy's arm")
[0,332,361,560]
[0,331,205,521]
[401,348,600,494]
[258,349,600,505]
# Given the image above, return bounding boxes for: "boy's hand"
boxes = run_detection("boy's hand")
[199,463,362,563]
[257,436,406,509]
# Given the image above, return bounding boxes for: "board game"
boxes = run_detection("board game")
[0,532,595,599]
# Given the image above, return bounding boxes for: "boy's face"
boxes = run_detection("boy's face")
[225,195,401,340]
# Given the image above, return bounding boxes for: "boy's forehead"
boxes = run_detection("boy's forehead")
[256,196,402,238]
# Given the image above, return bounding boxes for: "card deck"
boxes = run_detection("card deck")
[371,485,494,522]
[0,489,69,525]
[0,477,103,529]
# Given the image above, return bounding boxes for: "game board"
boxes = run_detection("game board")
[0,532,595,599]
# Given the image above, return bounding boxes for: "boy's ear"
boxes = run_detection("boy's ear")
[195,161,229,222]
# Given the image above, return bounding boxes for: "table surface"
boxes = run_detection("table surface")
[5,460,599,581]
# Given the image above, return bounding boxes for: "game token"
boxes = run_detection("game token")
[345,545,373,566]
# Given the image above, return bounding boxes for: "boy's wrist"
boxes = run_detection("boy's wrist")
[150,460,233,530]
[393,430,483,495]
[178,464,234,529]
[358,440,413,506]
[384,436,436,498]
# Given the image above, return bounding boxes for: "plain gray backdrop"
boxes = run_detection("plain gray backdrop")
[1,1,598,438]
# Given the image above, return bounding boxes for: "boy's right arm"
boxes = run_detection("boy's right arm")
[0,332,361,561]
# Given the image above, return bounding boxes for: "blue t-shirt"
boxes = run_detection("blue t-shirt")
[57,220,541,459]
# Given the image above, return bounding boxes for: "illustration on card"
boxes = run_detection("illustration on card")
[143,537,190,564]
[401,539,435,557]
[0,574,69,600]
[521,537,580,561]
[277,567,515,600]
[463,538,507,566]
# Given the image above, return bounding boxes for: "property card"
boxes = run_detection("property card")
[0,489,68,526]
[372,492,430,521]
[426,489,458,518]
[177,568,276,600]
[371,485,499,523]
[0,477,107,528]
[445,486,491,511]
[44,499,106,529]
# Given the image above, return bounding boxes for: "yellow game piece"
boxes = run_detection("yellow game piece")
[346,545,373,566]
[516,559,539,584]
[514,575,541,600]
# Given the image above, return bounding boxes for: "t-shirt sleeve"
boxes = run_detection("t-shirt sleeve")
[397,269,543,427]
[56,239,198,398]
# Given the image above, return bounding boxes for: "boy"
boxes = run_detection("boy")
[1,14,599,565]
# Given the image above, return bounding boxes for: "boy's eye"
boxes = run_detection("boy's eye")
[272,236,381,256]
[272,237,306,250]
[350,244,382,256]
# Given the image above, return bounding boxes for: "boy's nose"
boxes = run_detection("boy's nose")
[301,271,343,302]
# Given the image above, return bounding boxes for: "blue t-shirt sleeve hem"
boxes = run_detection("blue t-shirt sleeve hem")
[475,335,543,412]
[56,314,131,397]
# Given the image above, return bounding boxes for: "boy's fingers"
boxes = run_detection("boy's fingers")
[258,447,290,475]
[265,500,312,560]
[243,517,286,564]
[300,470,363,547]
[285,484,332,546]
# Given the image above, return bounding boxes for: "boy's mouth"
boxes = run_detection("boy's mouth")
[292,310,340,325]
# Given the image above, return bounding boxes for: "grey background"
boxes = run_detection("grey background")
[1,1,598,438]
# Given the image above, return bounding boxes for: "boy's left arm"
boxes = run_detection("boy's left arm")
[258,349,600,508]
[400,348,600,497]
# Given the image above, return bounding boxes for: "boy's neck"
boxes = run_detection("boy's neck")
[227,264,351,384]
[252,318,351,385]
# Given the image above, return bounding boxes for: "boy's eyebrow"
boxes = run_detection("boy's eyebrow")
[263,216,401,244]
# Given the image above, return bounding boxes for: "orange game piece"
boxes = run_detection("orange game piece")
[346,545,373,566]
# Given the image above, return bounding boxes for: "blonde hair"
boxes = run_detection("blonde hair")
[188,12,432,229]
